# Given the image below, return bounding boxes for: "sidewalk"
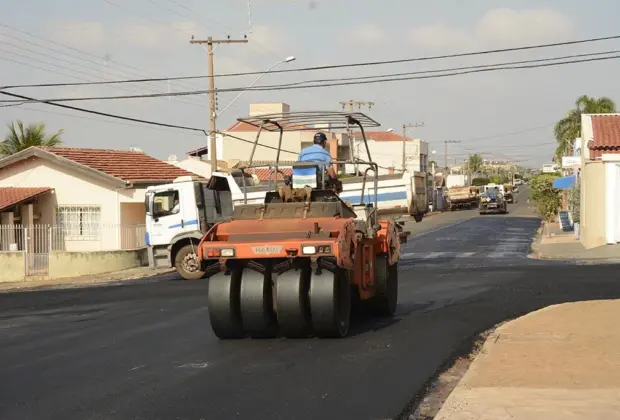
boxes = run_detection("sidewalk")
[531,222,620,263]
[435,300,620,419]
[0,266,178,293]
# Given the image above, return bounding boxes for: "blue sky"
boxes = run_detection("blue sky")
[2,0,620,168]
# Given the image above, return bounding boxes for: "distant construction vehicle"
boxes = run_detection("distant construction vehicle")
[479,184,507,214]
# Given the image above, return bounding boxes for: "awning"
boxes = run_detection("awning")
[0,187,52,212]
[552,175,576,189]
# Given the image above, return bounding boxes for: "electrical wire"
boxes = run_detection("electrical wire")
[4,52,620,103]
[0,90,300,156]
[0,23,212,105]
[3,33,620,89]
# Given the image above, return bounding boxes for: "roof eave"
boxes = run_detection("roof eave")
[0,147,128,188]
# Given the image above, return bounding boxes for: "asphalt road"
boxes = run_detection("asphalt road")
[2,187,619,420]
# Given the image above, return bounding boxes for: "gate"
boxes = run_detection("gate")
[25,225,50,277]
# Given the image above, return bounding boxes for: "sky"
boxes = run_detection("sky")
[2,0,620,169]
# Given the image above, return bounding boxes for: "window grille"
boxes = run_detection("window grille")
[56,205,101,240]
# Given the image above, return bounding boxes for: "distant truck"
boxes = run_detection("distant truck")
[479,184,507,214]
[503,184,514,203]
[446,186,479,211]
[444,174,478,211]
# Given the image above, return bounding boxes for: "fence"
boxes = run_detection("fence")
[0,223,146,277]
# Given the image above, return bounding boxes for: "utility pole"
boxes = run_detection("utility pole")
[190,35,248,172]
[401,123,424,172]
[444,140,460,170]
[339,100,374,174]
[339,100,375,112]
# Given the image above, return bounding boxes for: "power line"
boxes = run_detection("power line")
[0,23,211,104]
[0,90,299,156]
[6,52,620,103]
[0,43,209,109]
[3,33,620,89]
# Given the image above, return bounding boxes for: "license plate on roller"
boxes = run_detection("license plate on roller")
[251,245,283,254]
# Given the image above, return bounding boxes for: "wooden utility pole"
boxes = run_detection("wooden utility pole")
[401,122,424,172]
[444,140,460,170]
[339,100,374,173]
[190,36,248,172]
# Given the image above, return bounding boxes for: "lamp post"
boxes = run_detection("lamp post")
[217,56,296,117]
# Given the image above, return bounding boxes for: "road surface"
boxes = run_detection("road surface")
[2,188,619,420]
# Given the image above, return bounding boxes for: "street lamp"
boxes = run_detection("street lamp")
[217,56,297,116]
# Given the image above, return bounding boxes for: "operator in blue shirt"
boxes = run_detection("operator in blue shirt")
[292,132,339,189]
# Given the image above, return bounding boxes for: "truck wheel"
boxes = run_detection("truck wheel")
[175,244,206,280]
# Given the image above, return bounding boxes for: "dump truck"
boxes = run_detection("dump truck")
[145,174,235,280]
[198,111,410,339]
[446,185,479,211]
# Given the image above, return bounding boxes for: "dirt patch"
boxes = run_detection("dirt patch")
[396,326,498,420]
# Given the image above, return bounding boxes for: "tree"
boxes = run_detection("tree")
[465,153,484,174]
[1,120,63,155]
[554,95,616,160]
[472,177,489,186]
[530,174,561,223]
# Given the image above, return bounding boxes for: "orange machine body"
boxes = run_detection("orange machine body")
[198,215,401,301]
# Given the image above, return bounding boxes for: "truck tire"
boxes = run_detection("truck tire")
[175,244,205,280]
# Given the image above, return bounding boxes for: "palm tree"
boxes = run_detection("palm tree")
[554,95,616,160]
[1,120,63,156]
[465,153,484,174]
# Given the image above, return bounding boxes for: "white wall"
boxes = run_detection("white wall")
[170,157,213,178]
[0,157,140,251]
[217,131,303,162]
[346,139,425,175]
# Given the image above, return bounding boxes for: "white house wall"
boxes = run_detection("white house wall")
[0,157,130,251]
[347,140,424,175]
[216,131,304,162]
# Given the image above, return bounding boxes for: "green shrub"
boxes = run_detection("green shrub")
[530,174,561,221]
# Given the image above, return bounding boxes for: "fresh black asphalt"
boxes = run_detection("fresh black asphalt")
[1,190,618,420]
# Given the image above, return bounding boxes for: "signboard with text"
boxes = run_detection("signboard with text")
[562,156,581,168]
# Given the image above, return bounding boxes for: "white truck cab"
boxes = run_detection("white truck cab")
[145,174,233,279]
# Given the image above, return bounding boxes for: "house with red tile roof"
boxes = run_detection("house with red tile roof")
[0,146,196,281]
[578,114,620,248]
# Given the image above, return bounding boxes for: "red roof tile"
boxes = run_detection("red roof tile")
[0,187,51,211]
[590,115,620,159]
[234,161,295,181]
[353,131,411,142]
[248,167,292,181]
[41,147,196,183]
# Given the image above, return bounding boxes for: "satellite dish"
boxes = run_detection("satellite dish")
[168,154,178,162]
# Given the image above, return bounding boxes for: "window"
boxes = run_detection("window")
[153,190,180,218]
[56,205,101,240]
